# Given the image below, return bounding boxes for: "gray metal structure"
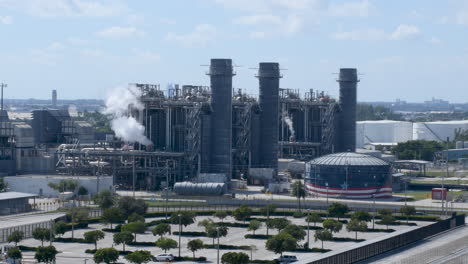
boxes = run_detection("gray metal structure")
[336,68,359,152]
[173,182,226,196]
[53,59,358,191]
[257,62,281,176]
[207,59,234,179]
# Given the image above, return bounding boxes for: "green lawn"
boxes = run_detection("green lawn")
[411,179,468,185]
[145,200,206,207]
[393,192,431,201]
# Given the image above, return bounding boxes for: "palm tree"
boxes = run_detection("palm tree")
[291,181,306,212]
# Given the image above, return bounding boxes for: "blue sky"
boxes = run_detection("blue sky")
[0,0,467,102]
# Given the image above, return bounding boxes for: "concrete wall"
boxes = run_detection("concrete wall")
[5,175,113,197]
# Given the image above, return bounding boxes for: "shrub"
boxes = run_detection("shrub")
[293,211,304,218]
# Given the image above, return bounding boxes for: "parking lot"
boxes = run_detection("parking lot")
[10,213,433,264]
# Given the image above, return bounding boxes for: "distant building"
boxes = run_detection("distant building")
[52,89,57,107]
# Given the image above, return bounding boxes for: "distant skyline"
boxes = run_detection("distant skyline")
[1,0,468,102]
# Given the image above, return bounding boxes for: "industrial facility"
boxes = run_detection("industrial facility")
[51,60,360,191]
[357,120,468,148]
[0,59,362,194]
[305,152,392,198]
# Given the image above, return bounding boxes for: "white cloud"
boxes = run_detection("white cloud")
[389,24,421,40]
[125,13,145,25]
[331,28,386,41]
[81,49,104,57]
[283,14,303,34]
[328,0,372,17]
[232,14,281,25]
[233,13,304,36]
[428,37,442,44]
[96,26,146,38]
[48,42,65,50]
[249,31,269,39]
[332,24,422,41]
[409,10,423,19]
[165,24,217,48]
[66,37,91,45]
[456,10,468,25]
[0,0,127,18]
[0,15,12,24]
[129,50,161,63]
[159,18,176,25]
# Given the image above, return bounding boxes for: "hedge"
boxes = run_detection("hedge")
[64,222,88,231]
[18,246,37,252]
[173,256,207,262]
[216,222,249,228]
[244,234,272,239]
[55,237,90,243]
[85,249,132,255]
[292,247,331,253]
[172,231,207,237]
[102,228,120,233]
[203,244,251,250]
[127,241,155,247]
[249,260,277,264]
[375,221,417,226]
[331,237,365,242]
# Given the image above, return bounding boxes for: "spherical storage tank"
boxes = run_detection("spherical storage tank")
[305,152,392,198]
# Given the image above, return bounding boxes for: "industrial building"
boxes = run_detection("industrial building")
[53,60,359,191]
[356,120,413,148]
[0,192,37,215]
[1,59,361,195]
[4,175,112,197]
[305,152,392,198]
[357,120,468,148]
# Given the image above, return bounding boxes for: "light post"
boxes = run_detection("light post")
[306,209,311,249]
[325,182,329,219]
[49,219,54,246]
[372,194,376,230]
[217,227,220,264]
[178,214,181,257]
[165,160,169,220]
[325,182,329,205]
[404,179,408,207]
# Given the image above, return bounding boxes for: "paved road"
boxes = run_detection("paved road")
[358,221,468,264]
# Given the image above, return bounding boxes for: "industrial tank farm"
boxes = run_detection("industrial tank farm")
[305,152,392,198]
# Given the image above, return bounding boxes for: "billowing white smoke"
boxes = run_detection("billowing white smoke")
[103,84,152,145]
[282,111,295,138]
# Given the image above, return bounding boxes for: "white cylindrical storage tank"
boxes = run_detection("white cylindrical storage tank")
[413,121,468,141]
[456,141,464,149]
[356,120,412,148]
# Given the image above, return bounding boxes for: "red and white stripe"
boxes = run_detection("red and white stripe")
[305,183,392,198]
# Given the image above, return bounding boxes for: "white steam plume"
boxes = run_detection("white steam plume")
[103,84,152,145]
[282,111,295,138]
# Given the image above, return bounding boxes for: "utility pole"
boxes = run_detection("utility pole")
[0,82,6,111]
[165,160,169,220]
[132,154,136,198]
[306,209,310,249]
[217,227,220,264]
[178,214,182,257]
[443,137,449,216]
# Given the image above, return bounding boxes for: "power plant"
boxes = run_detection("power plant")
[0,59,359,193]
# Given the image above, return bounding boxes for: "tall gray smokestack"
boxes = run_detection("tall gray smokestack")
[52,89,57,107]
[257,62,281,174]
[336,68,358,152]
[208,59,234,179]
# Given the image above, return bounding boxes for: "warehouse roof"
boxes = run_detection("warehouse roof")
[308,152,389,166]
[0,192,37,201]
